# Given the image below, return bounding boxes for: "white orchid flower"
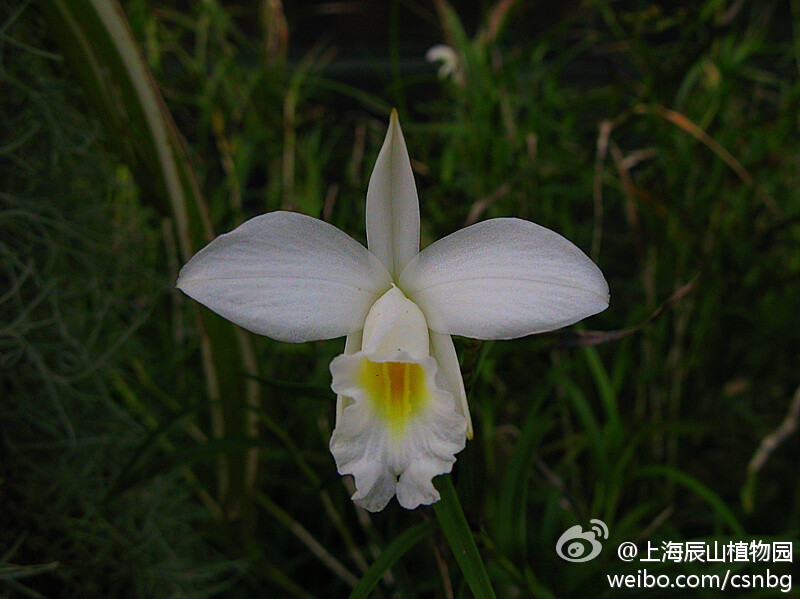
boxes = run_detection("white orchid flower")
[425,44,460,82]
[177,110,609,512]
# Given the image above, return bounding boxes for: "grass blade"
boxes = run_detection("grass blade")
[635,465,744,535]
[38,0,261,534]
[433,475,496,599]
[348,520,436,599]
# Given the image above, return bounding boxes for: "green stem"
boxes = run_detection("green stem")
[433,475,496,599]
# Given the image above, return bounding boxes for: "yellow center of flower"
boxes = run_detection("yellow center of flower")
[360,360,427,434]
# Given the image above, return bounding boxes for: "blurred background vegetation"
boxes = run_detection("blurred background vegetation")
[2,0,799,596]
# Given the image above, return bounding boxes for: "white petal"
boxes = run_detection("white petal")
[425,44,458,79]
[399,218,609,340]
[177,211,391,342]
[336,330,362,427]
[366,110,420,280]
[429,331,473,439]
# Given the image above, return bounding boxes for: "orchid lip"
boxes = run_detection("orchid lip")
[329,286,468,510]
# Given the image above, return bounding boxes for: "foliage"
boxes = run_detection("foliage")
[2,0,798,596]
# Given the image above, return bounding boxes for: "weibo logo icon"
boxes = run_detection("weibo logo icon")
[555,519,609,562]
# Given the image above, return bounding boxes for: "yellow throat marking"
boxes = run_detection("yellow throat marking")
[360,360,427,433]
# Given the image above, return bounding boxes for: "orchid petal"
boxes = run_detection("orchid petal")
[399,218,609,340]
[429,331,473,439]
[335,330,362,427]
[177,211,391,343]
[366,109,420,279]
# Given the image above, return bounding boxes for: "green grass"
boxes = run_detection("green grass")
[2,0,799,597]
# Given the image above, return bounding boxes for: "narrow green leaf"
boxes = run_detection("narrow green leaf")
[433,475,496,599]
[38,0,205,257]
[39,0,261,532]
[0,562,60,582]
[348,520,436,599]
[582,345,621,435]
[494,400,554,557]
[558,375,606,468]
[635,465,744,535]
